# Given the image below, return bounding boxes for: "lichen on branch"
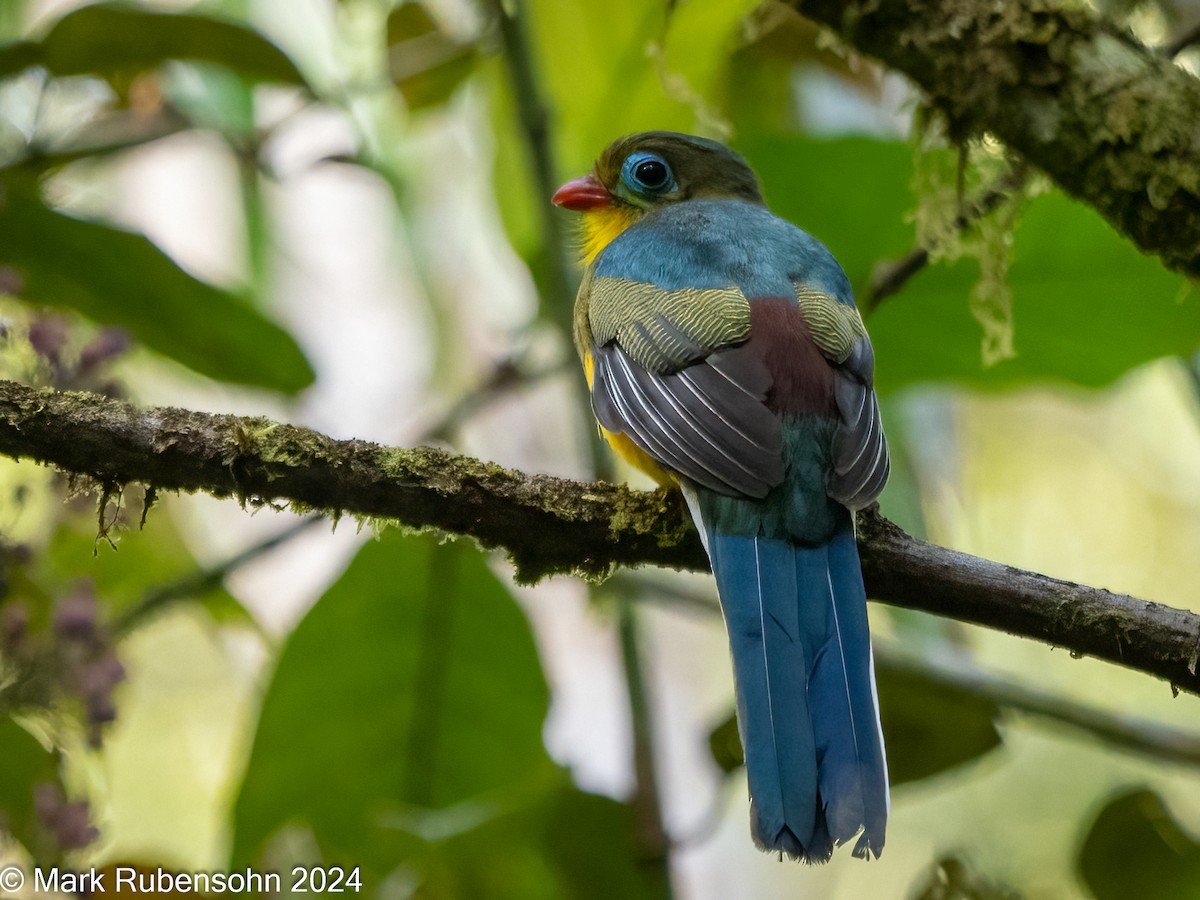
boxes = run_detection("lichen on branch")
[0,380,702,583]
[1,378,1199,698]
[791,0,1200,278]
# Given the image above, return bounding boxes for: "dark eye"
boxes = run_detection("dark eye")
[634,159,669,189]
[621,152,675,195]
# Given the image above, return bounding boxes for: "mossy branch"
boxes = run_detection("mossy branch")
[0,380,697,584]
[2,378,1199,697]
[790,0,1200,278]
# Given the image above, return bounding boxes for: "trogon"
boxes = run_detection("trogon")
[553,132,889,862]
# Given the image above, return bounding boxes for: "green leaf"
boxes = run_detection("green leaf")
[394,44,477,112]
[387,782,666,900]
[0,40,39,80]
[231,533,667,896]
[0,181,314,393]
[231,533,553,875]
[0,717,55,850]
[1077,789,1200,900]
[526,0,675,169]
[536,788,666,900]
[728,12,868,136]
[737,135,916,290]
[652,0,764,114]
[27,3,306,86]
[161,63,258,139]
[871,193,1199,392]
[874,660,1002,786]
[707,712,743,775]
[528,0,762,176]
[386,4,442,44]
[707,656,1002,786]
[386,3,478,112]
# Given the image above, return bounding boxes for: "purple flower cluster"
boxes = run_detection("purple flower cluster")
[21,314,130,393]
[1,582,126,748]
[33,782,99,851]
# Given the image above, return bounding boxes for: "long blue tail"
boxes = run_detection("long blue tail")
[706,518,888,862]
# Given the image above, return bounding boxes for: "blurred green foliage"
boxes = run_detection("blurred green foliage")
[2,2,306,86]
[387,3,479,111]
[1078,789,1200,900]
[0,716,55,856]
[0,0,1196,898]
[233,531,657,898]
[0,180,314,392]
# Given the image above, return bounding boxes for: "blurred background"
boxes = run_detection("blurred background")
[1,0,1200,897]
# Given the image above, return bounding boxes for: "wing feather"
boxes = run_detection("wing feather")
[595,353,698,477]
[611,351,750,486]
[615,353,762,482]
[798,291,890,509]
[593,342,783,498]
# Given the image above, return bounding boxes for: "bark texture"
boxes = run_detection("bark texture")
[790,0,1200,278]
[1,379,1199,696]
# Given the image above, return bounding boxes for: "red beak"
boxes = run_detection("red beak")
[552,174,612,210]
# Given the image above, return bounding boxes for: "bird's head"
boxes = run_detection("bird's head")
[553,131,763,265]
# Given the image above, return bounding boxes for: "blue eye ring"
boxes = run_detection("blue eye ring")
[621,152,676,194]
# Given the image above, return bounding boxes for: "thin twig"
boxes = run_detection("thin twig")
[1182,354,1200,434]
[617,599,674,896]
[487,0,576,337]
[487,4,665,869]
[864,163,1029,311]
[1,108,193,174]
[629,575,1200,768]
[423,356,567,443]
[113,514,324,636]
[880,647,1200,767]
[863,247,930,312]
[487,0,611,480]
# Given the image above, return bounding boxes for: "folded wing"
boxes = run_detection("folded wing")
[795,288,889,509]
[585,274,783,497]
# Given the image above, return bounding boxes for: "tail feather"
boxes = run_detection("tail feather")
[708,532,820,857]
[804,523,888,856]
[704,514,887,862]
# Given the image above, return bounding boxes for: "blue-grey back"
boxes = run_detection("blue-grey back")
[595,199,854,304]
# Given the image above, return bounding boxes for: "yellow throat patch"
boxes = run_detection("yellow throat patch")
[575,203,669,485]
[578,204,639,266]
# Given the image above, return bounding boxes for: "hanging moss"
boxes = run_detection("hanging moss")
[793,0,1200,277]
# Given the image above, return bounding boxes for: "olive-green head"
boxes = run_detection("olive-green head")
[553,131,764,213]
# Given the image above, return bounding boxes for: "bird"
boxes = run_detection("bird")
[552,132,889,863]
